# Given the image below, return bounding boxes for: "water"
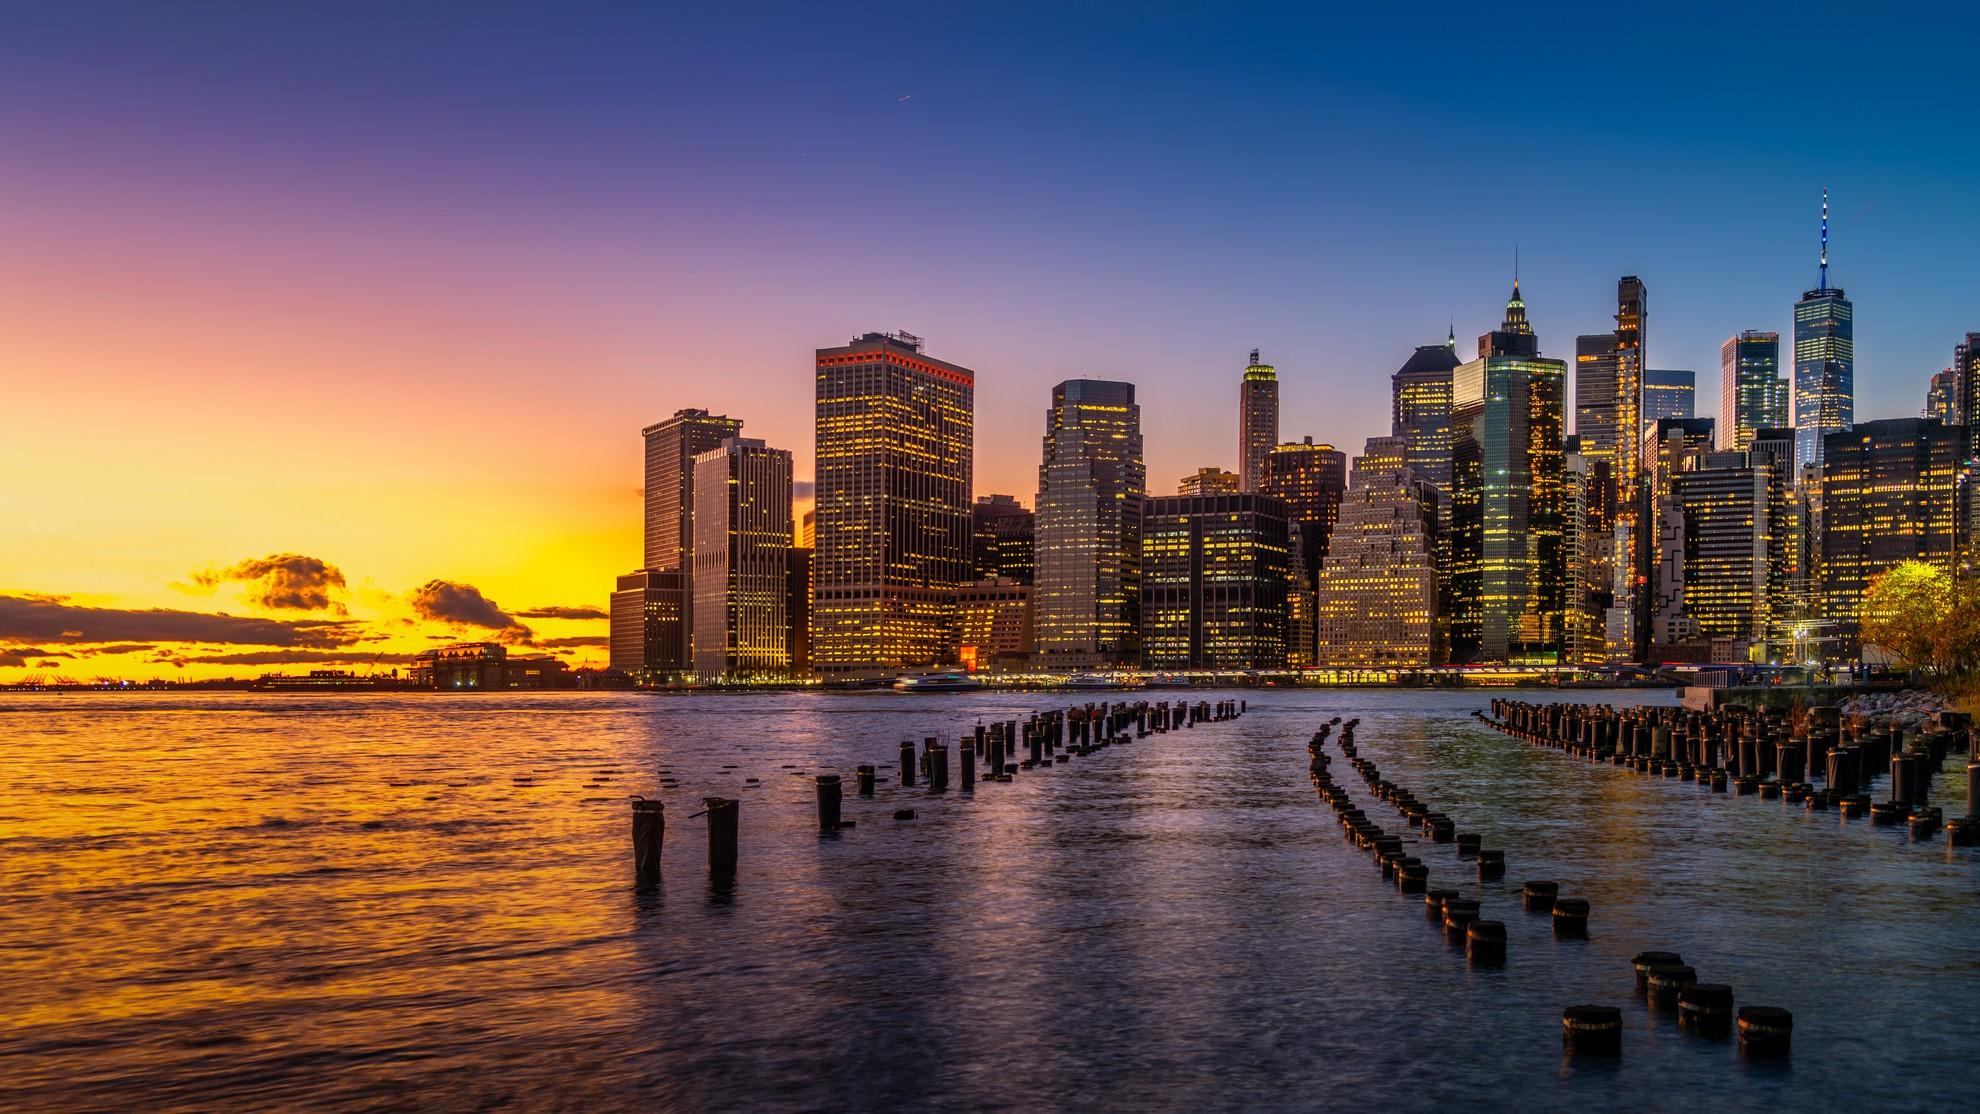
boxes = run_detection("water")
[4,689,1978,1111]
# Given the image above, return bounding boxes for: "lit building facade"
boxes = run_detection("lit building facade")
[955,577,1033,671]
[1926,367,1959,423]
[813,332,974,674]
[1670,453,1775,652]
[1449,284,1567,664]
[1391,337,1459,492]
[1261,437,1348,586]
[1819,418,1962,642]
[1573,333,1619,531]
[1954,332,1980,454]
[1238,350,1279,493]
[1642,417,1717,654]
[609,569,686,682]
[640,407,743,668]
[1179,467,1240,496]
[1140,494,1291,670]
[1643,369,1695,423]
[1315,436,1441,666]
[1794,192,1853,469]
[1033,379,1145,668]
[1720,331,1786,453]
[692,437,793,680]
[971,494,1035,584]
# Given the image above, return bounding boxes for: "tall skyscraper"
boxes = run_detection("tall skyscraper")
[639,408,743,671]
[1794,191,1854,469]
[1238,350,1279,492]
[1314,436,1442,666]
[609,569,686,682]
[1720,331,1786,453]
[1391,336,1460,492]
[814,332,974,674]
[1642,417,1717,652]
[1140,493,1290,669]
[1642,369,1695,423]
[1261,437,1348,586]
[1033,379,1145,668]
[643,409,744,572]
[692,437,794,680]
[1820,419,1961,640]
[1615,276,1647,466]
[1926,367,1959,423]
[1449,283,1567,664]
[1574,334,1620,456]
[971,495,1035,583]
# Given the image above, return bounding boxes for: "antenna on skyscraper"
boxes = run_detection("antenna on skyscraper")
[1250,348,1260,366]
[1819,188,1830,291]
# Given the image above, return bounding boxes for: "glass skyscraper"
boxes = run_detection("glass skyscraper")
[1642,369,1695,424]
[1391,336,1459,492]
[1794,191,1854,468]
[1720,331,1786,453]
[1238,350,1279,493]
[1449,284,1567,664]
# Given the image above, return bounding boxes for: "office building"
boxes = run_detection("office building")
[972,495,1035,583]
[1179,467,1240,496]
[1449,283,1567,664]
[1315,436,1442,666]
[1926,367,1959,423]
[1238,350,1279,492]
[955,577,1033,672]
[1392,336,1460,491]
[692,438,793,680]
[1642,417,1717,652]
[1574,334,1619,530]
[1820,419,1962,642]
[640,407,743,669]
[1668,452,1775,653]
[1954,333,1980,453]
[1562,449,1605,665]
[1033,379,1145,668]
[1140,494,1290,670]
[1261,437,1348,586]
[814,332,974,674]
[786,546,812,679]
[609,569,686,682]
[1720,331,1787,453]
[1643,369,1695,423]
[1794,191,1854,468]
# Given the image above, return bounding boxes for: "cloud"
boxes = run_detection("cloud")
[192,553,348,612]
[537,635,608,649]
[514,606,607,621]
[408,580,533,643]
[0,595,359,648]
[82,644,155,655]
[170,650,422,666]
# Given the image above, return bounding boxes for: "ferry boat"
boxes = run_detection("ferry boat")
[892,672,986,693]
[1064,673,1131,690]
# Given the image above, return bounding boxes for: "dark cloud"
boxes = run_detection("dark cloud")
[0,650,38,668]
[538,635,608,649]
[172,650,422,666]
[793,480,817,500]
[193,553,347,612]
[514,606,607,621]
[408,580,533,643]
[0,646,70,660]
[0,595,358,648]
[82,644,155,655]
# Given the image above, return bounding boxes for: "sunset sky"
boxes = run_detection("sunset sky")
[5,2,1978,679]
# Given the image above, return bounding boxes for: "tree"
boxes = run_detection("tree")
[1860,561,1980,682]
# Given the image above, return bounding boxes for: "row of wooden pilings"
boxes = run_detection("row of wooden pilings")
[1308,715,1791,1058]
[1480,699,1980,845]
[633,697,1248,885]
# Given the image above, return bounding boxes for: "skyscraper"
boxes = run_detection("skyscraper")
[1261,437,1348,586]
[971,495,1035,583]
[692,437,794,680]
[1615,275,1647,469]
[1926,367,1959,423]
[1238,349,1279,492]
[1642,369,1695,423]
[1720,331,1786,453]
[1140,493,1290,669]
[1314,436,1442,666]
[640,407,743,670]
[1953,332,1980,453]
[1794,191,1854,469]
[1574,333,1620,460]
[1033,379,1145,668]
[1642,417,1717,653]
[609,569,686,682]
[813,331,974,674]
[1391,336,1460,492]
[643,409,744,572]
[1820,418,1961,640]
[1449,283,1567,664]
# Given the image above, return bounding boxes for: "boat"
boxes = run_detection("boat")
[892,672,986,693]
[1064,673,1131,690]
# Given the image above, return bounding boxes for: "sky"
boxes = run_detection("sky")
[4,1,1979,680]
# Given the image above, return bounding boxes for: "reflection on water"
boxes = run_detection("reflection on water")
[3,690,1978,1110]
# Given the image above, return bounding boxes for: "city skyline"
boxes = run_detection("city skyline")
[6,3,1980,680]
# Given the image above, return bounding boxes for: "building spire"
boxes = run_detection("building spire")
[1447,320,1456,350]
[1819,187,1830,291]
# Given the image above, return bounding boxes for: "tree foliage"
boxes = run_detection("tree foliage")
[1860,561,1980,680]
